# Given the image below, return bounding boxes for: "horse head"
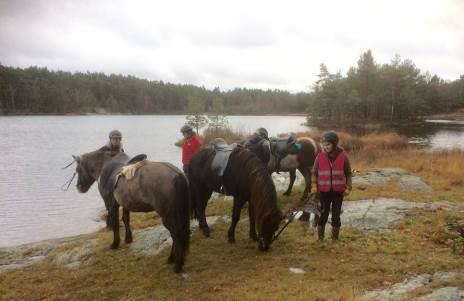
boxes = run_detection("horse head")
[257,209,283,251]
[73,150,116,193]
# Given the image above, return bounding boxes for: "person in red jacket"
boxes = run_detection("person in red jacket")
[180,124,201,174]
[311,131,352,245]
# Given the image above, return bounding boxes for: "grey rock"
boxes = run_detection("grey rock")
[55,239,97,268]
[412,287,462,301]
[130,216,229,256]
[364,274,432,300]
[352,168,432,193]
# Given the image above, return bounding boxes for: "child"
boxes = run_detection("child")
[311,131,352,244]
[180,124,201,174]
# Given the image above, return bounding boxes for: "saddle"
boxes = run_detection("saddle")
[270,136,299,159]
[211,138,237,177]
[98,153,147,198]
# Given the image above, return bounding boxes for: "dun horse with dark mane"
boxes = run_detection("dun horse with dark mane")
[188,141,282,250]
[72,149,190,273]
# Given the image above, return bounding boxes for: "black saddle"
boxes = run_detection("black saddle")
[98,153,147,199]
[211,138,237,177]
[270,136,297,158]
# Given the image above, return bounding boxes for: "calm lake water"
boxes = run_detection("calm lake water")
[0,115,463,247]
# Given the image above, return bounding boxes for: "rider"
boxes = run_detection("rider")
[181,124,201,174]
[311,131,352,245]
[244,127,271,165]
[100,130,124,153]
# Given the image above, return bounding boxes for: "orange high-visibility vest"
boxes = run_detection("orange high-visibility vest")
[316,152,346,192]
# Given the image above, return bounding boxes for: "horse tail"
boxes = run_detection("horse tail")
[173,173,191,269]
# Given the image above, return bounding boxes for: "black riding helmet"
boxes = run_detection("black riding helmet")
[255,127,269,140]
[180,124,193,134]
[109,130,122,139]
[321,130,339,146]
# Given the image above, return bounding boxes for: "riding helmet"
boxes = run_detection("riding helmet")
[180,124,193,133]
[256,128,269,140]
[109,129,122,139]
[321,130,339,145]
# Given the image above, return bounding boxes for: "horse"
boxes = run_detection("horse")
[72,149,190,273]
[268,137,319,201]
[187,144,282,251]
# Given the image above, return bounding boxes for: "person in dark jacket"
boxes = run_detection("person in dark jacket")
[311,131,352,245]
[244,127,271,165]
[99,130,124,153]
[180,124,201,174]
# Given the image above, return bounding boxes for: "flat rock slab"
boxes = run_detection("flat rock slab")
[353,168,432,193]
[0,236,82,273]
[54,239,97,268]
[363,271,463,301]
[302,198,454,233]
[130,216,230,256]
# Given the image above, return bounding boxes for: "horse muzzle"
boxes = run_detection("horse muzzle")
[258,236,270,251]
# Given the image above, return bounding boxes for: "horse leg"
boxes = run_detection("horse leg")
[248,201,258,241]
[122,208,133,243]
[300,167,311,202]
[110,202,120,249]
[228,199,242,243]
[197,189,212,237]
[283,169,296,196]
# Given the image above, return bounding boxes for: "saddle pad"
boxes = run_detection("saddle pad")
[118,160,148,180]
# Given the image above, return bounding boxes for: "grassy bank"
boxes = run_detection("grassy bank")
[2,131,464,300]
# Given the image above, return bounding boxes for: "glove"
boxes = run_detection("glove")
[343,188,351,197]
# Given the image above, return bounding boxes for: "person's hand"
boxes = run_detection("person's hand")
[310,185,318,194]
[343,188,351,197]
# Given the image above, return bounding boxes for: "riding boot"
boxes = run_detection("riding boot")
[332,226,340,242]
[317,225,325,246]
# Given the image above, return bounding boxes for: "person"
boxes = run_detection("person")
[244,127,271,165]
[100,130,124,153]
[181,124,201,174]
[311,131,352,245]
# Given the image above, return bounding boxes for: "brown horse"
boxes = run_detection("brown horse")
[187,146,282,250]
[72,149,190,273]
[268,137,319,201]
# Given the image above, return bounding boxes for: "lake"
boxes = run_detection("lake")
[0,115,463,247]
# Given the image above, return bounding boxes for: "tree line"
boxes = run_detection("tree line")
[0,64,307,115]
[308,50,464,123]
[1,50,463,122]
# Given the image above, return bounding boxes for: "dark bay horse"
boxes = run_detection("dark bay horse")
[72,149,190,273]
[188,146,282,250]
[268,137,319,201]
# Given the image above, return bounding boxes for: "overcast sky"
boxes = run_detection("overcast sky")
[0,0,463,92]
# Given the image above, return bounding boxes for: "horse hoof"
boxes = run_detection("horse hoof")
[167,255,174,264]
[125,236,133,244]
[283,191,291,196]
[228,237,236,243]
[250,235,258,242]
[174,265,183,273]
[201,228,210,237]
[110,243,120,250]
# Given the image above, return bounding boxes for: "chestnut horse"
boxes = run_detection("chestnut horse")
[268,137,319,201]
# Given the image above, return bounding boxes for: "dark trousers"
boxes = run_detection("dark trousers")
[318,191,343,228]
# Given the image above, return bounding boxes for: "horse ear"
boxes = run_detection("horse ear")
[72,155,80,163]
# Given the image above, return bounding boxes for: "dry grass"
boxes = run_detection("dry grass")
[1,191,464,301]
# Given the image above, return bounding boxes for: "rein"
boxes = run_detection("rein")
[271,210,303,242]
[61,160,76,191]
